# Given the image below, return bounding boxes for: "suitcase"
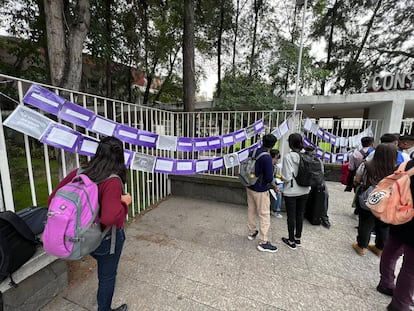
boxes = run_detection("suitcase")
[16,206,48,236]
[305,187,325,225]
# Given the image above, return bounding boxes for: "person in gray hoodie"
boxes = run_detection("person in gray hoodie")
[281,133,311,250]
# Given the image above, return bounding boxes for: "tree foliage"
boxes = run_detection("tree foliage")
[0,0,413,109]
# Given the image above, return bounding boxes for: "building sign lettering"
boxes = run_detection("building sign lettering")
[367,73,414,91]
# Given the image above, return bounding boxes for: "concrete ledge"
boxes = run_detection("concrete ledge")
[0,248,67,311]
[170,175,247,205]
[324,163,342,182]
[170,164,342,206]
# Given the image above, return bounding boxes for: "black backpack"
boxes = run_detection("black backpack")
[294,152,325,187]
[0,211,37,286]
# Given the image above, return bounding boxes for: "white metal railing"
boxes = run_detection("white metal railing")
[0,73,384,214]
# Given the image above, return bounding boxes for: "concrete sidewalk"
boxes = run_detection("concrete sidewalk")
[41,182,391,311]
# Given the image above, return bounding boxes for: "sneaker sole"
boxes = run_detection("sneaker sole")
[257,245,278,253]
[247,236,256,241]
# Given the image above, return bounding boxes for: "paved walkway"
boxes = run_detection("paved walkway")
[41,182,391,311]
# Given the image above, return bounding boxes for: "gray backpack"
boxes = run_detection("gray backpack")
[238,149,269,186]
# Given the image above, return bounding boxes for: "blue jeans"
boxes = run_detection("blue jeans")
[91,228,126,311]
[271,184,283,212]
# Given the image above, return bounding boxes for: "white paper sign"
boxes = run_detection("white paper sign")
[3,105,53,139]
[45,126,78,149]
[91,117,116,136]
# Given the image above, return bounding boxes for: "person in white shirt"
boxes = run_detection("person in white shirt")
[281,133,311,250]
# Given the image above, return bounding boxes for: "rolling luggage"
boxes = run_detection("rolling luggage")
[305,186,325,225]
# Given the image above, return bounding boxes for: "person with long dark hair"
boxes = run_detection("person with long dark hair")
[352,143,397,257]
[48,136,131,311]
[281,133,311,250]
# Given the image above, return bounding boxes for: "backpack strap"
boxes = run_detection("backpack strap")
[82,171,124,255]
[400,160,414,177]
[101,174,124,255]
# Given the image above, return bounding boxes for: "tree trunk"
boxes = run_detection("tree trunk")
[43,0,91,178]
[320,0,338,95]
[183,0,195,114]
[216,2,224,98]
[232,0,240,76]
[341,0,382,93]
[248,0,260,78]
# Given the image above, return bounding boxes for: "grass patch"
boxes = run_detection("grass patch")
[9,157,59,211]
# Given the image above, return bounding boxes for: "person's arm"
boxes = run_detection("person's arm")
[99,178,129,228]
[281,153,294,182]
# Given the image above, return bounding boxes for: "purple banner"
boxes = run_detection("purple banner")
[177,137,194,152]
[330,135,337,146]
[40,123,80,153]
[137,130,158,148]
[175,160,195,175]
[77,135,99,157]
[23,85,65,115]
[222,133,235,147]
[303,137,313,147]
[336,153,345,163]
[234,129,247,143]
[323,131,331,143]
[315,147,324,158]
[114,124,139,144]
[248,142,262,153]
[195,159,210,173]
[254,119,265,134]
[59,101,95,128]
[238,149,250,163]
[193,137,211,151]
[88,115,117,137]
[209,157,224,171]
[154,157,175,174]
[123,149,134,168]
[207,137,222,149]
[317,128,324,139]
[323,151,332,162]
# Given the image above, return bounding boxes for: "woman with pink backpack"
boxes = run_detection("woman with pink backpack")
[48,136,131,311]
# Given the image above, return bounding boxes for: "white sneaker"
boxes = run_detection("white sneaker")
[276,213,283,218]
[270,211,277,217]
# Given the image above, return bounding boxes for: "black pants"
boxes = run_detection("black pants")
[357,208,389,249]
[284,194,309,241]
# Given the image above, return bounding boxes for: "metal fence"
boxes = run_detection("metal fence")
[0,73,385,215]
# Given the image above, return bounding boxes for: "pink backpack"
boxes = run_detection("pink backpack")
[366,161,414,225]
[42,173,117,260]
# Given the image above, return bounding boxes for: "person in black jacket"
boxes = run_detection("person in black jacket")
[377,159,414,311]
[246,134,278,253]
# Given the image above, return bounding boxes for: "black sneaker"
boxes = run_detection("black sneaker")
[295,239,302,247]
[376,284,393,297]
[282,237,297,250]
[247,230,259,241]
[112,304,128,311]
[321,221,331,229]
[257,241,278,253]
